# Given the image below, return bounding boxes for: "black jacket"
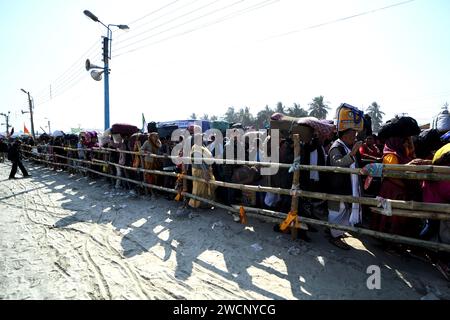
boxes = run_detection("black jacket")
[325,140,356,196]
[0,141,8,153]
[8,143,21,162]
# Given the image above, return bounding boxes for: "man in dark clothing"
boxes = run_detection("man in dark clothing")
[0,139,8,162]
[8,140,30,179]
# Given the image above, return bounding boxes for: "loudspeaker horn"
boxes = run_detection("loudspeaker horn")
[90,70,104,81]
[85,59,102,71]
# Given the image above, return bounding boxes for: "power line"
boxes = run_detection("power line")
[113,0,247,55]
[113,0,277,58]
[263,0,416,41]
[35,72,90,107]
[127,0,182,26]
[114,0,192,42]
[33,39,101,101]
[113,0,223,49]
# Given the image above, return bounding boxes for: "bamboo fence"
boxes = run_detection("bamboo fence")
[19,145,450,253]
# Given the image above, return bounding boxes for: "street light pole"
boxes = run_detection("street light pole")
[21,89,35,139]
[0,111,10,135]
[103,34,110,131]
[83,10,129,130]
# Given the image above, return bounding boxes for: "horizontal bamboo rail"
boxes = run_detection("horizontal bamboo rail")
[26,149,450,216]
[21,150,450,253]
[41,144,450,181]
[370,207,450,220]
[237,206,450,253]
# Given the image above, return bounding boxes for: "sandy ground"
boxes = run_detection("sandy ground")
[0,161,449,300]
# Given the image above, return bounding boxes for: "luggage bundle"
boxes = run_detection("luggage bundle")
[147,122,157,133]
[378,115,421,140]
[432,106,450,133]
[210,120,230,134]
[111,123,139,136]
[157,123,178,139]
[335,103,364,132]
[270,113,335,143]
[270,113,314,142]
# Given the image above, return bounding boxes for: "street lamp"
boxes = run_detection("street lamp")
[83,10,129,130]
[20,88,35,139]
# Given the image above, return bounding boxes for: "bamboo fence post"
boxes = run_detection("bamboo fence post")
[289,134,300,239]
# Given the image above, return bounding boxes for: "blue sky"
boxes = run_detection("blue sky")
[1,0,449,134]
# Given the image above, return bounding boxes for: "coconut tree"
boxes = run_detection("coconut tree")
[366,102,385,132]
[308,96,330,119]
[287,103,308,118]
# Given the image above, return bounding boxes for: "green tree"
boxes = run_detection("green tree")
[210,115,218,121]
[275,101,285,114]
[308,96,330,119]
[256,105,274,129]
[224,107,238,123]
[287,103,308,118]
[366,102,385,133]
[201,114,209,120]
[237,107,255,127]
[189,113,197,120]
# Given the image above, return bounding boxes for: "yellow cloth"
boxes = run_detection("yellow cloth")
[188,167,216,208]
[188,145,216,208]
[279,211,300,232]
[433,143,450,164]
[239,206,248,224]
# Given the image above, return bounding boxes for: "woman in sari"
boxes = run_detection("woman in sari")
[188,134,216,209]
[375,136,421,238]
[141,132,162,194]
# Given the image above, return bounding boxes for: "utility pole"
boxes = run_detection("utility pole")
[83,10,129,131]
[20,89,36,139]
[0,111,10,135]
[103,36,110,131]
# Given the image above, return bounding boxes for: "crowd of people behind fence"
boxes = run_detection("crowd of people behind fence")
[1,103,450,280]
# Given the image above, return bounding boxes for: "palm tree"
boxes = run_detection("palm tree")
[308,96,330,119]
[287,103,308,118]
[366,102,385,133]
[224,107,238,123]
[275,102,285,114]
[236,107,255,127]
[201,114,209,120]
[189,113,197,120]
[256,105,274,129]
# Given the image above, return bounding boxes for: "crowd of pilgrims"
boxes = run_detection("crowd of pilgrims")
[2,111,450,281]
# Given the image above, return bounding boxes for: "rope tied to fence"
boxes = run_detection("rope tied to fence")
[376,196,393,216]
[289,156,301,173]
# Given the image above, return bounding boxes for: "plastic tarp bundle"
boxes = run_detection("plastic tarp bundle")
[52,130,65,137]
[432,107,450,133]
[111,123,139,136]
[210,120,229,133]
[270,113,335,143]
[158,120,210,133]
[157,124,178,139]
